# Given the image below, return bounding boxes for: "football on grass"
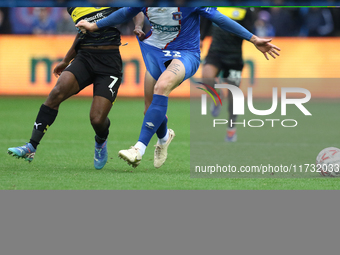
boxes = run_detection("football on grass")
[316,147,340,177]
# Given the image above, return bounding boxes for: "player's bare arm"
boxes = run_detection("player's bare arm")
[133,12,145,40]
[76,8,141,35]
[76,20,98,33]
[250,35,281,60]
[53,33,80,77]
[206,9,281,61]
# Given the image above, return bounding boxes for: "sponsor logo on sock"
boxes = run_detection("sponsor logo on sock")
[34,122,42,129]
[146,122,155,129]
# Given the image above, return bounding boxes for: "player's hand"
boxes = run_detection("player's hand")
[53,61,69,78]
[134,26,145,41]
[75,20,98,33]
[250,35,281,60]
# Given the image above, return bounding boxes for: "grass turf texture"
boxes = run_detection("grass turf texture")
[0,96,339,190]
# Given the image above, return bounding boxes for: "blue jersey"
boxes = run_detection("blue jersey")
[96,7,253,82]
[137,7,217,51]
[97,7,253,52]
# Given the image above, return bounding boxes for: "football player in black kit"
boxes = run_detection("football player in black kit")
[201,7,255,142]
[8,7,143,170]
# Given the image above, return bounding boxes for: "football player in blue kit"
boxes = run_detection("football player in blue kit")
[77,7,280,168]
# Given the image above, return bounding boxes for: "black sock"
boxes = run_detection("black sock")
[95,135,107,144]
[29,104,58,149]
[95,119,110,144]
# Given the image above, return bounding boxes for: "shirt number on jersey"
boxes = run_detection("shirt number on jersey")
[162,50,181,58]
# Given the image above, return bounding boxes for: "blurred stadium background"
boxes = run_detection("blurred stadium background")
[1,5,340,97]
[0,0,340,7]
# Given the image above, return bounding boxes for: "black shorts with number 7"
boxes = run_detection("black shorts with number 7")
[65,48,122,103]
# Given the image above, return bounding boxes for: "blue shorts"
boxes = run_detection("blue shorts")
[138,39,200,82]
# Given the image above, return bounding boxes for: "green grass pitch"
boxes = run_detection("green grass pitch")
[1,96,339,189]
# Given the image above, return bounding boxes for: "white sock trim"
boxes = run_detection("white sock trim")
[135,141,146,156]
[158,129,169,145]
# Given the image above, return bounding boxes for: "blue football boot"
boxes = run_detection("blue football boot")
[8,143,36,162]
[94,140,108,170]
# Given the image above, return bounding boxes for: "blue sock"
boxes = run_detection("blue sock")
[138,95,168,146]
[156,116,168,139]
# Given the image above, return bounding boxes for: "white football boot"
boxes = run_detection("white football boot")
[118,146,142,168]
[154,129,175,168]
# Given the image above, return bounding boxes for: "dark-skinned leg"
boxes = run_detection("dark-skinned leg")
[90,95,112,142]
[30,71,80,148]
[90,95,112,170]
[44,71,80,110]
[8,71,80,162]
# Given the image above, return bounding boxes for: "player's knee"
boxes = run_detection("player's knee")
[154,80,171,95]
[90,114,105,127]
[90,117,103,128]
[45,86,64,108]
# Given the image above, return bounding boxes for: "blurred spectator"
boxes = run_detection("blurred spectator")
[9,7,61,34]
[300,8,334,36]
[2,0,340,7]
[88,0,113,6]
[144,0,159,5]
[3,6,340,37]
[0,8,11,34]
[174,0,187,6]
[269,0,299,36]
[55,0,72,6]
[328,7,340,36]
[32,7,57,34]
[254,10,275,37]
[56,8,76,34]
[270,7,301,36]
